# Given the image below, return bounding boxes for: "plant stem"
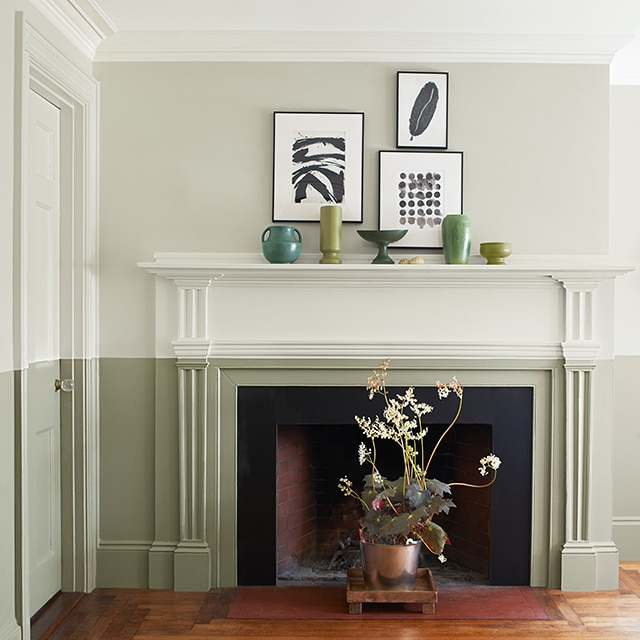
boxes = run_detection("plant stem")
[423,393,463,477]
[449,472,498,490]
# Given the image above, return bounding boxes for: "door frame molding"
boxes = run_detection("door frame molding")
[13,14,99,633]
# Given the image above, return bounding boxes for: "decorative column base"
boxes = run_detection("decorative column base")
[561,541,619,591]
[174,541,211,592]
[148,541,176,589]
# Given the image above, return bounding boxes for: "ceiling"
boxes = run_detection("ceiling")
[53,0,640,81]
[93,0,640,36]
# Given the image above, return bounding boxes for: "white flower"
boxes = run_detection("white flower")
[438,554,447,563]
[479,454,502,477]
[358,442,371,465]
[412,402,433,418]
[338,477,353,495]
[435,380,450,399]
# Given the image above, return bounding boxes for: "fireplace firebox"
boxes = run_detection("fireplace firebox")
[237,385,533,586]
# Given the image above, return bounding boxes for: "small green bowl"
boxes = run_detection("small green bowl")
[479,242,512,265]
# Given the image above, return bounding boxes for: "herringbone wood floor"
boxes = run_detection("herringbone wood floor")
[32,562,640,640]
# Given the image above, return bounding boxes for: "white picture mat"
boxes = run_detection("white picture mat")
[379,150,463,249]
[397,72,448,149]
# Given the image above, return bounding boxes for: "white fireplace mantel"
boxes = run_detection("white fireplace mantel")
[140,251,630,284]
[139,252,631,361]
[139,252,632,593]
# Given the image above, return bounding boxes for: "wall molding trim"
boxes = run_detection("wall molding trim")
[30,0,116,59]
[94,30,632,64]
[613,517,640,561]
[13,14,100,631]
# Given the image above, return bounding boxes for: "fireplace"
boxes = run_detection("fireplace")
[237,385,533,586]
[140,252,630,592]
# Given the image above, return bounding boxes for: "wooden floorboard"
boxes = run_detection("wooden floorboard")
[32,562,640,640]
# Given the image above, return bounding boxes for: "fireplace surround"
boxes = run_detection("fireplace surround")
[139,252,631,592]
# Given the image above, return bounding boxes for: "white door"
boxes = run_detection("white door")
[26,89,62,615]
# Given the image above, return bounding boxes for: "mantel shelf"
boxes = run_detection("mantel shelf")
[139,252,633,288]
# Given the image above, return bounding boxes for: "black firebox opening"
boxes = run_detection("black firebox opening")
[237,386,533,586]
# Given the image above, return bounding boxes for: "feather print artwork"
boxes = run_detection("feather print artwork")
[408,81,439,141]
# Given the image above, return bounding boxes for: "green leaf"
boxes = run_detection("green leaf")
[361,510,393,536]
[405,482,431,509]
[430,495,456,516]
[418,520,447,555]
[385,507,430,536]
[424,478,451,496]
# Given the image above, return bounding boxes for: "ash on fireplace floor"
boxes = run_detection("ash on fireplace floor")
[277,553,488,586]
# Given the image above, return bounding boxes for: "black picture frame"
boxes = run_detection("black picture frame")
[272,111,364,222]
[397,71,449,149]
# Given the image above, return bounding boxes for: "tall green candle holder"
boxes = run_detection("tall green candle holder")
[319,205,343,264]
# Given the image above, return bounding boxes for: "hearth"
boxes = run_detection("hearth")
[237,385,533,586]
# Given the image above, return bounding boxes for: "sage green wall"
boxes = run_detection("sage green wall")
[94,61,611,359]
[613,356,640,559]
[97,358,156,586]
[97,358,179,587]
[0,371,18,640]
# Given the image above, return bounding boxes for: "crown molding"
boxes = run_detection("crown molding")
[610,35,640,85]
[94,30,632,64]
[30,0,116,59]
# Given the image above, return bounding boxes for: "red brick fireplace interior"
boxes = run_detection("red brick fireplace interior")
[276,422,493,579]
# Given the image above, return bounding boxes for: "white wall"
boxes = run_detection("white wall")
[94,61,611,359]
[611,85,640,356]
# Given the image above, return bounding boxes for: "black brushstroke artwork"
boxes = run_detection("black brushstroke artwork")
[291,135,345,204]
[409,81,439,141]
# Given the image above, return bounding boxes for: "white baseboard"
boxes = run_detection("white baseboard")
[0,619,21,640]
[613,517,640,561]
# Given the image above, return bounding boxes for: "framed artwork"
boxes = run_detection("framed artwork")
[396,72,448,149]
[272,111,364,222]
[378,150,463,249]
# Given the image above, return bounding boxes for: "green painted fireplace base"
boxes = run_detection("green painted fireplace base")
[561,542,619,591]
[94,356,637,591]
[174,544,211,592]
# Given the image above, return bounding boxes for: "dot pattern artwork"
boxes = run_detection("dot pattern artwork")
[396,171,444,229]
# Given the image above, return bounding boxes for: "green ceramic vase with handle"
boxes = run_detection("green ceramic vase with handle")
[261,225,302,264]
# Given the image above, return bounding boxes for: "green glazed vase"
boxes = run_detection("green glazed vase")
[441,214,471,264]
[261,225,302,264]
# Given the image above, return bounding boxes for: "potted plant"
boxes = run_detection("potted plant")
[338,359,502,590]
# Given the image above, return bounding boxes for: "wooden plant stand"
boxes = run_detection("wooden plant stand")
[346,568,438,614]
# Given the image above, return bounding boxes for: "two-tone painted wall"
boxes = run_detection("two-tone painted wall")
[3,13,640,631]
[610,85,640,560]
[91,58,639,587]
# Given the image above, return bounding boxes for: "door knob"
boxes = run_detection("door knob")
[54,378,75,392]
